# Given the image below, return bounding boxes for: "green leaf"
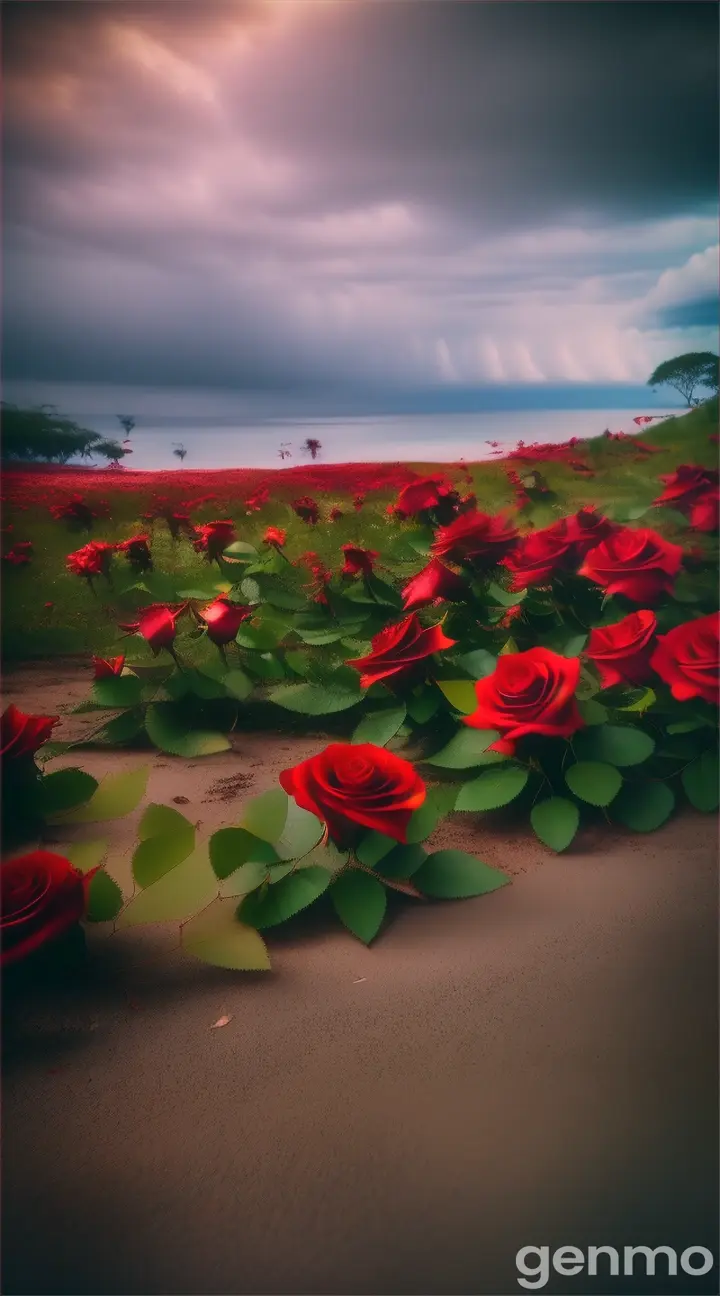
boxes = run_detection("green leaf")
[573,724,655,767]
[63,840,108,874]
[331,870,387,943]
[405,688,441,724]
[91,675,144,708]
[132,803,196,887]
[455,765,529,811]
[96,709,145,745]
[223,668,253,701]
[184,669,228,700]
[618,686,656,713]
[274,799,325,861]
[210,828,280,880]
[530,797,580,852]
[667,719,709,735]
[219,860,274,897]
[242,653,286,680]
[145,704,231,757]
[373,842,427,879]
[425,728,503,769]
[236,622,286,651]
[405,785,458,843]
[436,680,478,715]
[456,649,497,679]
[181,898,270,970]
[565,761,622,806]
[50,765,149,824]
[364,573,403,608]
[239,866,331,929]
[539,628,588,657]
[681,750,719,813]
[486,581,526,608]
[578,699,608,726]
[414,850,510,899]
[39,768,98,818]
[293,840,349,875]
[269,682,361,714]
[351,705,407,747]
[118,845,218,926]
[296,626,348,645]
[85,870,124,923]
[612,782,675,832]
[356,830,397,868]
[222,540,259,563]
[242,788,289,842]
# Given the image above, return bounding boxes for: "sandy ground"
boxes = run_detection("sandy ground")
[1,662,719,1296]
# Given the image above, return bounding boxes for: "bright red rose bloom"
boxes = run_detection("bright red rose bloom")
[292,497,320,525]
[347,614,456,688]
[1,850,95,967]
[279,742,426,846]
[341,544,379,576]
[1,705,58,761]
[501,524,576,591]
[585,610,657,688]
[578,527,683,603]
[263,526,286,547]
[432,509,518,565]
[193,520,236,561]
[93,655,125,678]
[690,492,719,533]
[402,559,467,610]
[650,612,719,705]
[464,648,584,753]
[117,534,153,571]
[119,605,181,655]
[563,507,618,557]
[199,597,252,645]
[653,465,719,511]
[393,475,456,520]
[66,540,114,579]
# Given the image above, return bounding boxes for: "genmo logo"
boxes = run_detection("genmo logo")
[515,1244,716,1290]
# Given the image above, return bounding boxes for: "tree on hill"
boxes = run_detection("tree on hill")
[1,404,128,464]
[302,437,322,460]
[117,415,136,436]
[647,352,719,407]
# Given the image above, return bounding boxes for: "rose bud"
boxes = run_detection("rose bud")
[432,509,518,566]
[578,527,683,604]
[292,497,320,525]
[585,611,657,689]
[93,655,126,679]
[0,850,97,968]
[464,648,584,756]
[402,559,467,610]
[341,544,379,577]
[66,540,115,581]
[119,605,183,656]
[117,535,153,572]
[650,612,719,706]
[329,507,344,522]
[198,597,252,645]
[1,704,58,762]
[192,520,237,561]
[347,614,456,688]
[263,526,287,548]
[279,742,426,847]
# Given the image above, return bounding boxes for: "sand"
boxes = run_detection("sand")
[2,662,718,1296]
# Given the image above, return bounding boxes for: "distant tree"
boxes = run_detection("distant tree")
[117,415,136,436]
[647,352,719,408]
[172,442,188,462]
[278,442,292,461]
[302,437,322,461]
[1,404,128,465]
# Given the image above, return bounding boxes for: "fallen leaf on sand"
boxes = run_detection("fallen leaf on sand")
[210,1014,233,1029]
[353,978,367,984]
[172,796,190,804]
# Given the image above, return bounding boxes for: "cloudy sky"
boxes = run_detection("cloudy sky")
[2,0,718,416]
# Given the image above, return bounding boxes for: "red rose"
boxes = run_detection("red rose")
[66,540,114,580]
[585,610,657,688]
[347,614,456,688]
[341,544,379,577]
[579,527,683,603]
[245,487,269,512]
[292,497,320,525]
[563,507,618,558]
[117,534,153,571]
[279,742,426,846]
[199,597,252,645]
[393,475,457,520]
[501,524,575,591]
[193,520,236,561]
[1,705,58,761]
[93,655,126,678]
[329,507,344,522]
[353,494,365,511]
[464,648,584,753]
[650,612,719,705]
[432,509,518,565]
[263,526,286,547]
[119,604,182,655]
[1,850,95,967]
[690,492,719,533]
[402,559,467,610]
[653,465,719,511]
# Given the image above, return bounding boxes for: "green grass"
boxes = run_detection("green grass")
[2,398,717,662]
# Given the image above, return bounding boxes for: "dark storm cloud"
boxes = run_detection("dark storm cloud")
[2,0,718,393]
